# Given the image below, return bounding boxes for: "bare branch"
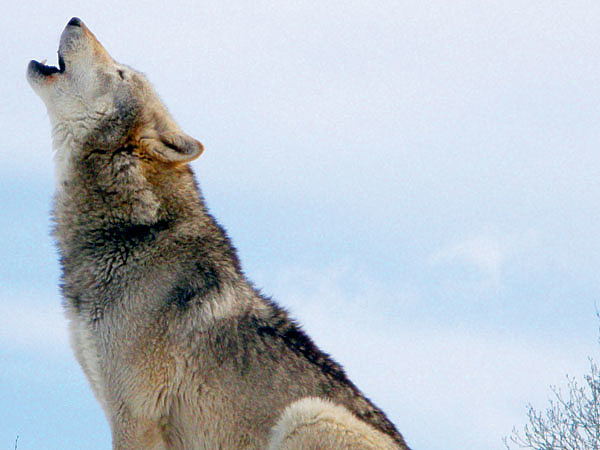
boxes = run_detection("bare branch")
[505,348,600,449]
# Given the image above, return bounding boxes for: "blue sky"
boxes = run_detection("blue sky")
[2,1,599,449]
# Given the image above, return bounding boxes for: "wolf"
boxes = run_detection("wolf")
[27,18,409,449]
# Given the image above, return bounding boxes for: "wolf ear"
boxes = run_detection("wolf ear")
[141,131,204,163]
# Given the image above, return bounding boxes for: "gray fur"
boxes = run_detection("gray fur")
[28,18,409,449]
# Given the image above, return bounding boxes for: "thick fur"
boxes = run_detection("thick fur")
[27,18,409,449]
[268,398,400,449]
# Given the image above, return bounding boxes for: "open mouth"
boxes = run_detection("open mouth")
[30,53,66,76]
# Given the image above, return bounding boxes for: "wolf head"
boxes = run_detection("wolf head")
[27,18,203,174]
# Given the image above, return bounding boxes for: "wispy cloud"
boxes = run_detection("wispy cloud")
[429,230,508,287]
[427,228,539,290]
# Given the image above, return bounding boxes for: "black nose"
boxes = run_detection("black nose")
[67,17,82,27]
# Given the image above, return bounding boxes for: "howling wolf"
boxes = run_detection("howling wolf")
[27,17,409,450]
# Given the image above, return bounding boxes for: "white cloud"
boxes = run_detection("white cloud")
[427,228,540,290]
[429,230,508,286]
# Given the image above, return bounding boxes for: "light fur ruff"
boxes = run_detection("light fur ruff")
[268,398,400,450]
[27,18,410,449]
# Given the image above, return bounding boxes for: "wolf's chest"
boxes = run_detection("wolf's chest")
[66,310,110,416]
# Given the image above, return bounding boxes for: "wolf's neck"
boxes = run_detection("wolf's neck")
[52,126,78,190]
[51,145,234,270]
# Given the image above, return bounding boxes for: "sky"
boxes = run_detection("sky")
[1,1,600,449]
